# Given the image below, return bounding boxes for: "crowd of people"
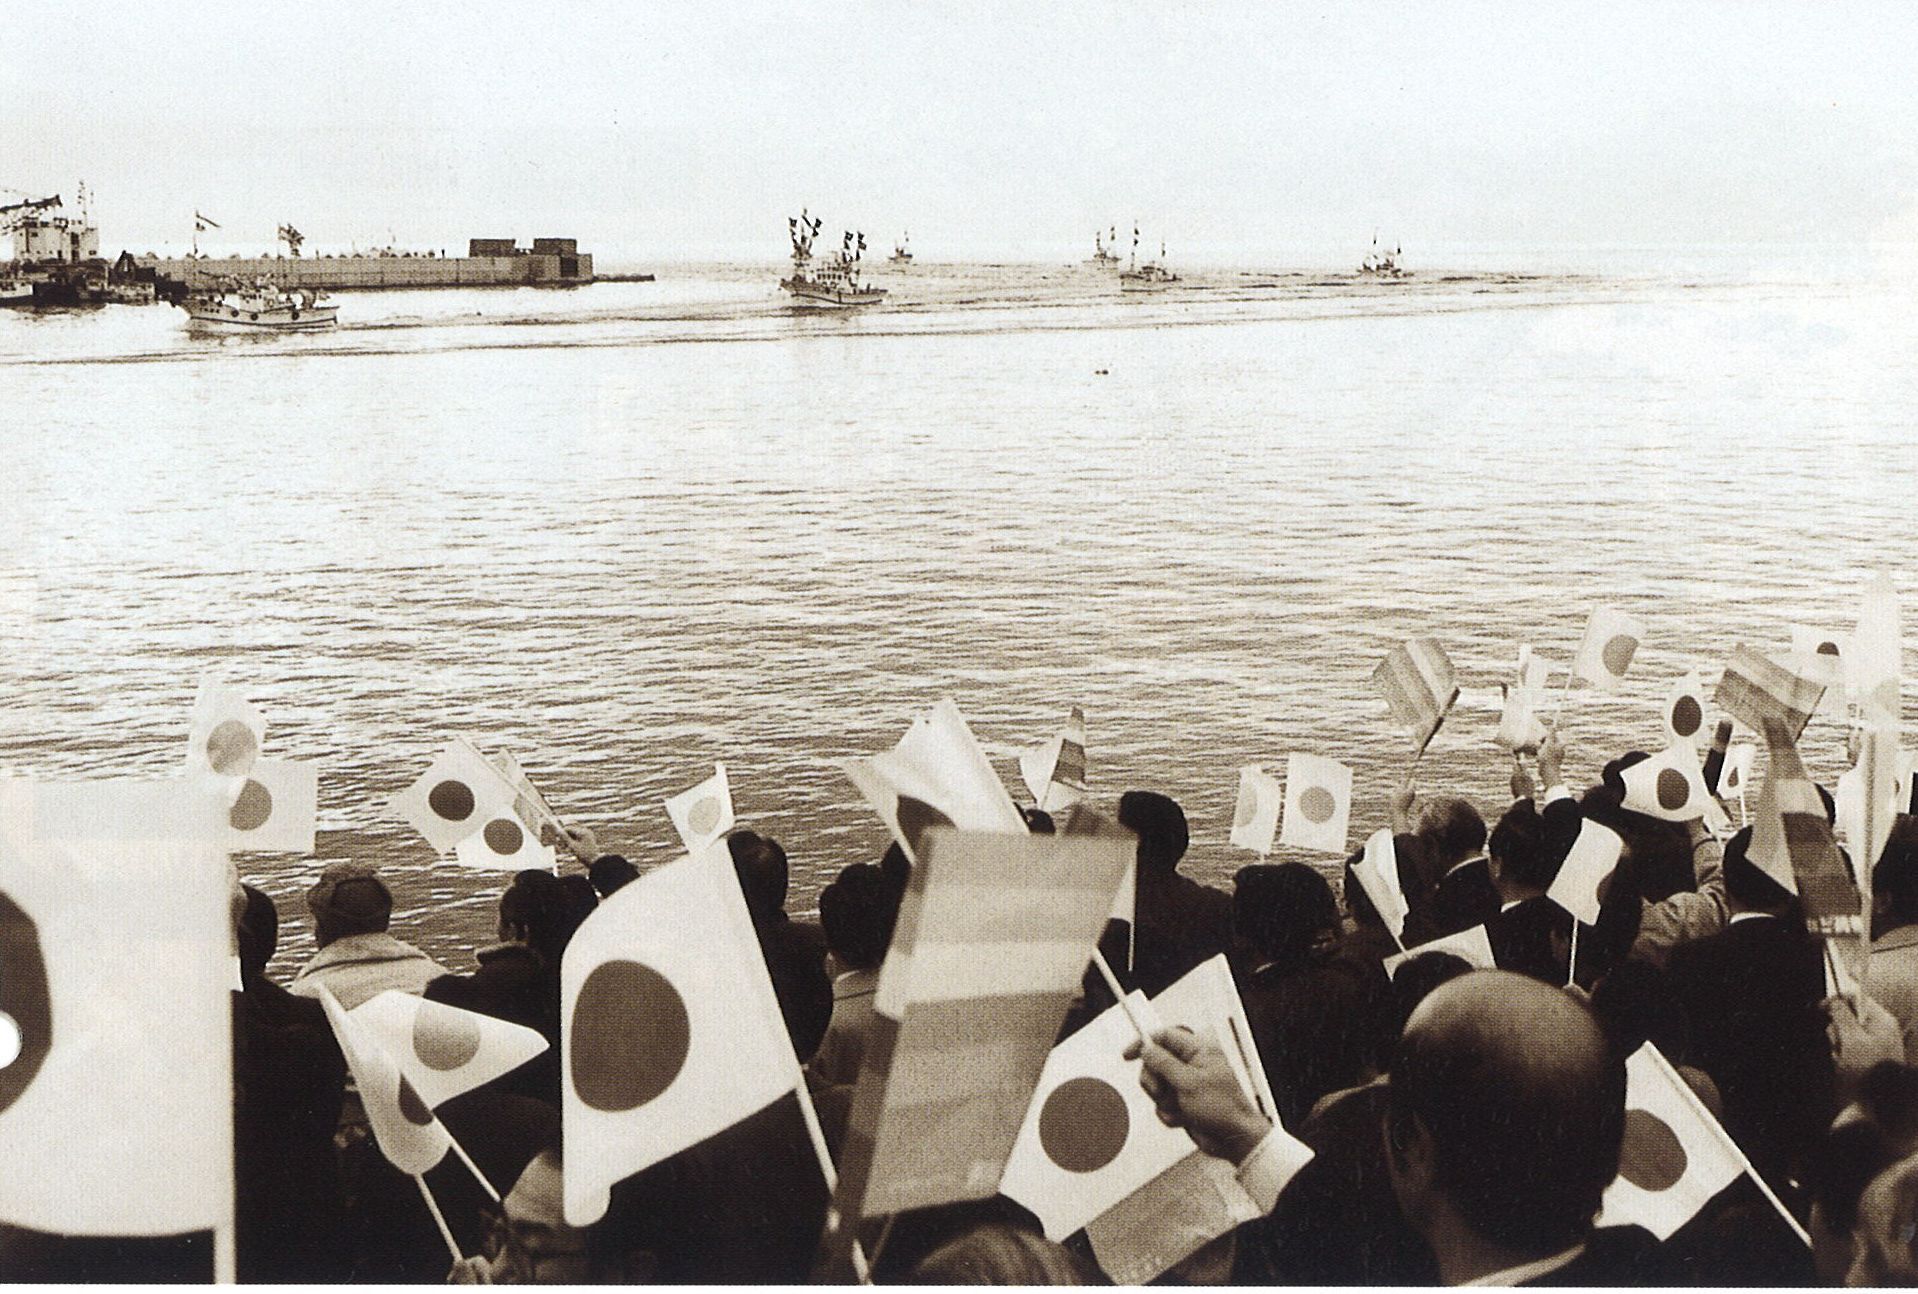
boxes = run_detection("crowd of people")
[10,723,1918,1286]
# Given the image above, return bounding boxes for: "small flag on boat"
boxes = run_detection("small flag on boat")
[1280,753,1352,855]
[1228,765,1282,855]
[1571,606,1646,692]
[1372,637,1459,755]
[1715,645,1824,742]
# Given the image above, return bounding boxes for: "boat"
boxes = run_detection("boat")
[182,278,338,331]
[889,232,913,264]
[1118,228,1180,292]
[0,277,32,306]
[779,212,888,309]
[1358,234,1411,278]
[1086,225,1121,268]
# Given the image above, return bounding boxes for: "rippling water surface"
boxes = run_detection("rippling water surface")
[3,257,1914,974]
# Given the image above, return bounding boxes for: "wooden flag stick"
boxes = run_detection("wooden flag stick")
[789,1076,873,1283]
[1092,947,1156,1046]
[1654,1050,1812,1248]
[213,1222,236,1285]
[866,1214,900,1278]
[1566,917,1580,989]
[1549,668,1575,727]
[445,1126,501,1204]
[415,1174,464,1264]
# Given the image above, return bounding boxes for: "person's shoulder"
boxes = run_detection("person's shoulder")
[1525,1225,1669,1285]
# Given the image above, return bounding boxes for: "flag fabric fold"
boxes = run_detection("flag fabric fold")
[1228,765,1282,856]
[1353,828,1410,942]
[1372,638,1459,755]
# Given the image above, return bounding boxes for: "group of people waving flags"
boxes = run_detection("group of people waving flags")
[4,571,1918,1285]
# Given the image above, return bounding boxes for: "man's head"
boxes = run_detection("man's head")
[1487,799,1557,900]
[1234,863,1341,971]
[306,862,393,949]
[1385,971,1625,1262]
[235,883,279,980]
[1416,796,1487,868]
[478,1148,591,1284]
[820,862,901,972]
[1874,816,1918,933]
[1721,826,1797,916]
[1117,791,1189,878]
[728,829,789,920]
[588,853,639,899]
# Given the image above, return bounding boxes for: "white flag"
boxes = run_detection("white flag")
[1384,923,1496,977]
[1353,827,1409,941]
[1789,625,1849,691]
[184,677,266,777]
[318,985,452,1177]
[664,762,736,854]
[389,739,520,855]
[219,757,318,853]
[1546,819,1625,927]
[1018,708,1089,813]
[1571,606,1646,692]
[562,846,796,1225]
[843,699,1026,864]
[352,991,549,1110]
[1228,765,1283,855]
[1598,1044,1745,1240]
[1280,753,1352,855]
[0,776,235,1236]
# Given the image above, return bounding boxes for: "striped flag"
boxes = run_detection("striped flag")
[1019,707,1089,813]
[1372,638,1459,755]
[829,828,1131,1225]
[1571,606,1646,692]
[1715,645,1825,742]
[1751,720,1862,936]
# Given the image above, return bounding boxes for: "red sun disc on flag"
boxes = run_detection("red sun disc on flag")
[230,780,273,832]
[413,1006,483,1072]
[1233,793,1257,830]
[1618,1108,1688,1191]
[1670,696,1702,738]
[1601,636,1639,677]
[1656,768,1691,812]
[570,960,692,1113]
[429,780,476,822]
[1300,786,1338,824]
[896,796,954,849]
[206,720,258,775]
[687,796,722,837]
[0,890,53,1112]
[483,817,523,855]
[397,1074,435,1127]
[1037,1076,1130,1174]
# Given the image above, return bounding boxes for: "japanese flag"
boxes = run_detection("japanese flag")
[0,775,235,1237]
[318,985,451,1177]
[1353,828,1410,942]
[1546,819,1625,927]
[1280,753,1352,856]
[453,808,556,872]
[1620,744,1717,825]
[1598,1044,1745,1240]
[1571,606,1646,692]
[664,763,736,855]
[1000,955,1303,1244]
[1789,625,1849,691]
[1662,672,1710,748]
[1229,765,1282,855]
[561,845,796,1226]
[352,991,549,1110]
[218,757,318,853]
[184,677,266,778]
[389,739,520,855]
[1384,923,1496,977]
[843,699,1026,864]
[1717,743,1756,800]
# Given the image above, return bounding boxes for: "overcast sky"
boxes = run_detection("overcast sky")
[10,1,1918,264]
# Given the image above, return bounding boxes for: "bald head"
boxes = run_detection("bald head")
[1389,971,1625,1257]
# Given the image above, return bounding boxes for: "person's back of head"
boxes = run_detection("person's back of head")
[499,870,569,963]
[556,874,598,951]
[820,862,901,971]
[729,829,790,920]
[908,1223,1097,1285]
[1874,816,1918,932]
[1234,862,1341,973]
[1487,799,1558,897]
[307,862,394,949]
[1118,790,1188,878]
[1417,796,1487,867]
[236,883,279,980]
[588,853,639,899]
[1720,826,1798,917]
[1588,958,1693,1064]
[1388,970,1625,1262]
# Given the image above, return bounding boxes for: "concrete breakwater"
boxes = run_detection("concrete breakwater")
[135,237,595,296]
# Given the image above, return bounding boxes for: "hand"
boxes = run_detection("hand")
[1825,989,1905,1105]
[559,824,599,863]
[447,1255,494,1284]
[1123,1026,1272,1166]
[1510,754,1536,802]
[1539,727,1565,791]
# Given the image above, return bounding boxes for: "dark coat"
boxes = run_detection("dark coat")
[1241,958,1391,1131]
[1431,856,1501,937]
[1664,914,1835,1195]
[1489,896,1574,985]
[1132,869,1234,999]
[1524,1224,1670,1285]
[754,913,834,1064]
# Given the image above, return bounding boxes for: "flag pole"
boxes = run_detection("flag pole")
[414,1174,465,1264]
[1652,1048,1812,1247]
[444,1125,501,1204]
[1566,918,1579,989]
[1092,947,1156,1045]
[788,1078,873,1282]
[213,1222,236,1285]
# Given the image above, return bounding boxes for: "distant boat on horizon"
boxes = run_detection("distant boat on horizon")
[1359,233,1411,278]
[1086,225,1121,268]
[1118,226,1179,292]
[889,231,913,265]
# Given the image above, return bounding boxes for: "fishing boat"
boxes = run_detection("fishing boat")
[889,232,913,264]
[1118,228,1180,292]
[182,279,338,331]
[1086,226,1121,268]
[1358,234,1411,278]
[779,212,887,309]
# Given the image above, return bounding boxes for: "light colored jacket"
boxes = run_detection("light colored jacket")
[289,931,450,1010]
[1629,827,1729,969]
[1868,925,1918,1065]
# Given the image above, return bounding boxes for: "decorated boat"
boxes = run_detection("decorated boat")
[1086,226,1121,268]
[182,279,338,331]
[780,212,888,309]
[1118,228,1180,292]
[1359,234,1411,278]
[889,232,913,264]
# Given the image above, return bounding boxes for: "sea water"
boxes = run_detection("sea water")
[2,254,1914,974]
